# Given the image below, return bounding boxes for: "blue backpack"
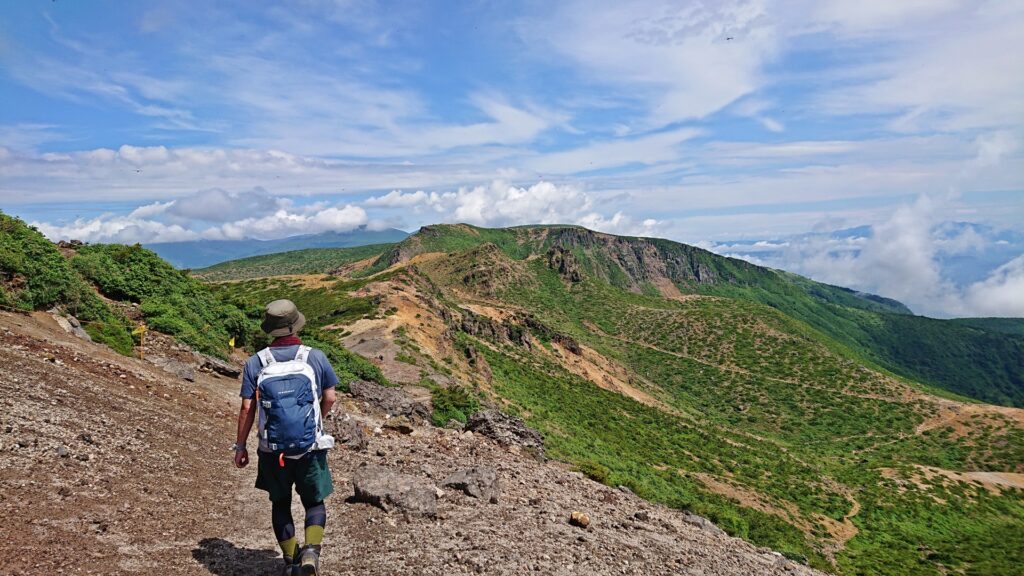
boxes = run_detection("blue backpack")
[255,346,333,457]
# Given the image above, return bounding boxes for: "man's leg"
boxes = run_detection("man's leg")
[300,495,327,550]
[272,497,299,562]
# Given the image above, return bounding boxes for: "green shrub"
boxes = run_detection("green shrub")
[431,386,480,426]
[576,460,611,485]
[0,213,134,354]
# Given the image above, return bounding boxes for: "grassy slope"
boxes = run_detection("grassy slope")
[0,214,390,389]
[193,243,394,281]
[423,255,1024,575]
[210,276,389,390]
[0,214,134,353]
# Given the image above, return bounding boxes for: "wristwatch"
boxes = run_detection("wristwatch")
[231,443,247,452]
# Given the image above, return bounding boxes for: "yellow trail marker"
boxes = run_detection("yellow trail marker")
[229,337,236,348]
[132,324,147,359]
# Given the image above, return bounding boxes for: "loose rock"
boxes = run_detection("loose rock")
[350,380,430,422]
[443,466,500,503]
[569,511,591,529]
[351,464,438,517]
[465,410,545,458]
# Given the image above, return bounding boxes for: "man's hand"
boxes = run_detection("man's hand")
[234,446,249,468]
[235,398,255,468]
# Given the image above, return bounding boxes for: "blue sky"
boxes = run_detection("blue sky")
[1,0,1022,316]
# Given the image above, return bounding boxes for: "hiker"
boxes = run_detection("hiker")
[233,299,338,576]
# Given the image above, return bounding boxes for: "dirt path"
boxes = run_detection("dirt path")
[0,311,278,575]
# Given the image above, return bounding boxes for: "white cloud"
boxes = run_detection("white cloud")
[365,180,665,237]
[707,195,1024,317]
[962,256,1024,317]
[32,187,369,244]
[526,0,778,128]
[0,145,505,204]
[526,128,703,174]
[810,2,1024,132]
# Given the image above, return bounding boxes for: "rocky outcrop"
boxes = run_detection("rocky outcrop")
[547,246,583,283]
[681,512,727,537]
[443,466,500,503]
[350,380,431,423]
[351,464,438,517]
[465,410,545,458]
[193,353,241,378]
[48,308,92,342]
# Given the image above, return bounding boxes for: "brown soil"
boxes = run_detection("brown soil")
[915,398,1024,439]
[881,465,1024,497]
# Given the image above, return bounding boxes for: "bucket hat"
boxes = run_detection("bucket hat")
[261,299,306,337]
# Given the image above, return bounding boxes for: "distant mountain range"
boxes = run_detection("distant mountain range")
[144,227,409,269]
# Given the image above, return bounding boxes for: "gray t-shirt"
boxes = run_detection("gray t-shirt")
[239,345,339,400]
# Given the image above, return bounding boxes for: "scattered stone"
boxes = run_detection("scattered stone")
[569,511,591,529]
[350,380,430,422]
[75,453,90,462]
[634,510,650,522]
[57,446,69,458]
[464,410,545,458]
[351,465,438,517]
[445,419,465,431]
[443,467,500,503]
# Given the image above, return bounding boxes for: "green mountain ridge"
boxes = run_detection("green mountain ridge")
[145,227,409,269]
[249,222,1017,408]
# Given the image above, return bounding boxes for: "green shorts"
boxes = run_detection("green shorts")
[255,449,334,504]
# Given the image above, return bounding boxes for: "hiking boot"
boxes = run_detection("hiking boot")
[281,557,299,576]
[298,545,320,575]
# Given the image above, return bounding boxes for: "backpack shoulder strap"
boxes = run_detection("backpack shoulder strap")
[294,345,311,364]
[257,348,276,367]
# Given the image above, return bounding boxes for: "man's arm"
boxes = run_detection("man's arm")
[234,398,256,468]
[320,387,336,416]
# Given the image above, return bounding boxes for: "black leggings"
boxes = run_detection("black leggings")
[271,495,327,546]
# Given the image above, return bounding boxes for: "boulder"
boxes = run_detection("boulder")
[48,308,92,342]
[334,416,368,452]
[145,355,196,382]
[383,415,415,434]
[351,465,437,517]
[443,466,500,503]
[681,512,726,537]
[465,410,545,458]
[350,380,430,422]
[194,353,241,378]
